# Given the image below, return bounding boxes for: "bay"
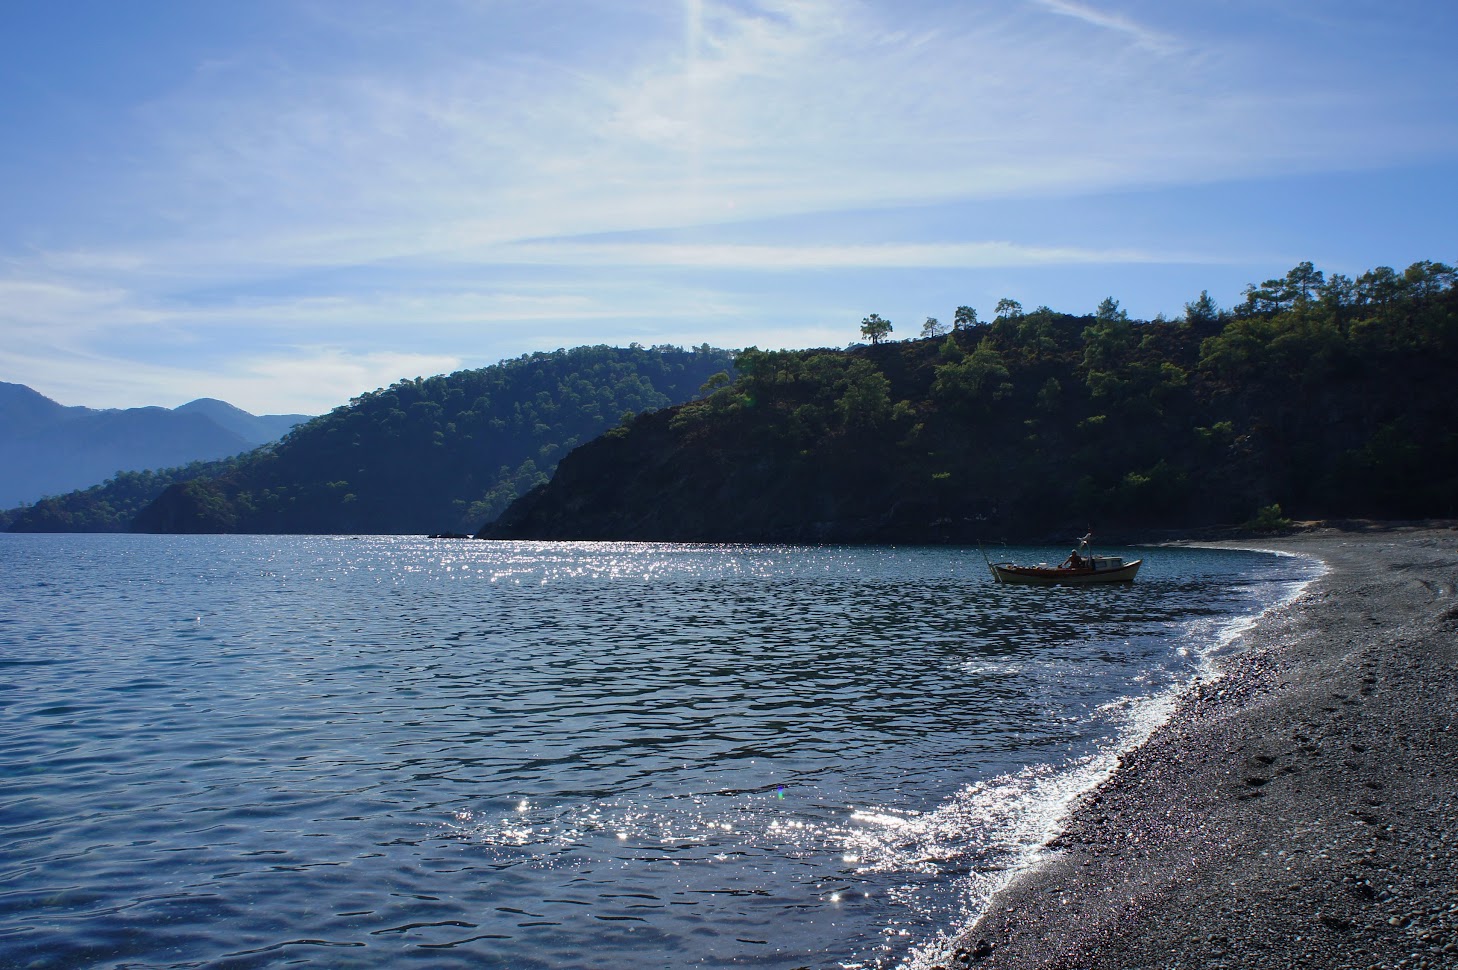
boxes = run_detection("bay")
[0,535,1317,968]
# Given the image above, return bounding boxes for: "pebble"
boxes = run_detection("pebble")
[933,530,1458,970]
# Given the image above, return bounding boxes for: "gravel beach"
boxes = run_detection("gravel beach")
[937,522,1458,970]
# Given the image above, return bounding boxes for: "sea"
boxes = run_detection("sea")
[0,535,1320,969]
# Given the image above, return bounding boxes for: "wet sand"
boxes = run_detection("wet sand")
[938,522,1458,970]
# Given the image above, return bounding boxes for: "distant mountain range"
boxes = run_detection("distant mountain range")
[0,382,311,507]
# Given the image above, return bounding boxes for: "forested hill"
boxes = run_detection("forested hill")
[1,458,241,533]
[13,344,734,535]
[485,261,1458,542]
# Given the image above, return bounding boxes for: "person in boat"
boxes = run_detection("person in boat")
[1061,533,1094,570]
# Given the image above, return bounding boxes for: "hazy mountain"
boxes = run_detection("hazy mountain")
[173,398,311,445]
[0,382,312,507]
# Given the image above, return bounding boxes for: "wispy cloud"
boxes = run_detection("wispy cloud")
[222,349,465,413]
[31,0,1439,275]
[498,239,1216,270]
[156,1,1442,253]
[1026,0,1182,54]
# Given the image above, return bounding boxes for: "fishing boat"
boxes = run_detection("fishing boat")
[987,534,1142,585]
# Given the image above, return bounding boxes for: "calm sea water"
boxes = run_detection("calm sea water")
[0,535,1317,969]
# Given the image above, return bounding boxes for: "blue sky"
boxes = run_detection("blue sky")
[2,0,1455,414]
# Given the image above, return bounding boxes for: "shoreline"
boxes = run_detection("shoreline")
[930,522,1458,970]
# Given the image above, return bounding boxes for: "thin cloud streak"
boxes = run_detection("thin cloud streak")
[1026,0,1182,54]
[499,240,1220,270]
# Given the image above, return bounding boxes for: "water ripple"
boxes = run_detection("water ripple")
[0,534,1315,968]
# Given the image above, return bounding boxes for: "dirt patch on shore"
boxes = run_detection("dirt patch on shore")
[932,523,1458,970]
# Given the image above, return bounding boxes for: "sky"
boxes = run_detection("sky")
[2,0,1455,415]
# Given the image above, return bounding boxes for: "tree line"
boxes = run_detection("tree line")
[488,260,1458,541]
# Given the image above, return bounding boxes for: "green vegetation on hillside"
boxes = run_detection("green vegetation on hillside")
[118,344,734,535]
[0,459,238,532]
[487,260,1458,541]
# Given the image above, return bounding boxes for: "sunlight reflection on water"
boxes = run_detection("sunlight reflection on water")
[0,535,1319,969]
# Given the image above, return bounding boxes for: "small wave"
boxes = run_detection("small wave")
[899,549,1326,969]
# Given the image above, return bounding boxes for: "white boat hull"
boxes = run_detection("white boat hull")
[990,559,1142,585]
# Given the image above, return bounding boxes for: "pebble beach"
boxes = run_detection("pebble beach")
[939,522,1458,970]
